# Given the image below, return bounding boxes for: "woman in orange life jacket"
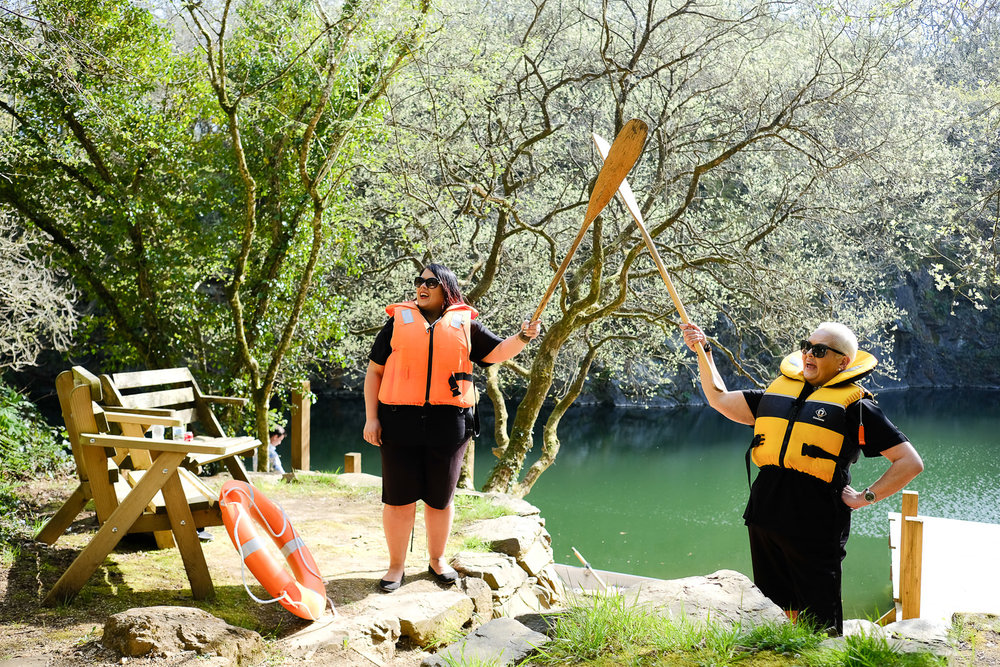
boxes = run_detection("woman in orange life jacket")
[681,321,923,635]
[363,264,542,592]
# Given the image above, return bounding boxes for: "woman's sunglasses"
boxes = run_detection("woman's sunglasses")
[414,276,441,289]
[799,340,846,358]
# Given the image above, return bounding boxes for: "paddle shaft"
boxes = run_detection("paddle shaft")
[592,132,724,393]
[572,546,608,591]
[530,119,648,323]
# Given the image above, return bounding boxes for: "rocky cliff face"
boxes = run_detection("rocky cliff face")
[885,271,1000,389]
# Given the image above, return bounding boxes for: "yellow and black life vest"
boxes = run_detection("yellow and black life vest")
[378,301,479,407]
[749,350,878,484]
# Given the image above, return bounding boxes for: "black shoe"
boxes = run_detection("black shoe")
[428,565,458,585]
[378,574,404,592]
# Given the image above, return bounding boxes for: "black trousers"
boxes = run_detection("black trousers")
[747,522,848,634]
[378,403,473,509]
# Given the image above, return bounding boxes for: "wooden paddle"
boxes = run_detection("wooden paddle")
[530,119,649,322]
[592,132,725,393]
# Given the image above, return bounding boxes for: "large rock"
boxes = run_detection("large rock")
[494,578,545,618]
[533,563,566,608]
[626,569,787,630]
[456,575,494,623]
[465,515,546,560]
[365,581,476,648]
[481,492,542,517]
[518,536,555,576]
[422,617,550,667]
[452,551,528,591]
[281,610,402,664]
[102,606,263,664]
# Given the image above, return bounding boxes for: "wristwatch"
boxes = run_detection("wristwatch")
[863,487,876,504]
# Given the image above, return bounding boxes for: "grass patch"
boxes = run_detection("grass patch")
[526,593,947,666]
[249,470,381,502]
[458,535,493,553]
[441,647,505,666]
[423,615,469,650]
[453,494,515,523]
[834,632,946,666]
[741,617,825,655]
[531,592,680,664]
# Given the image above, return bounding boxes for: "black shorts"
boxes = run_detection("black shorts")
[378,403,474,509]
[747,523,848,634]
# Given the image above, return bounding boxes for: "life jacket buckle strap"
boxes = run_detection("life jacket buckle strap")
[801,443,839,461]
[448,372,475,397]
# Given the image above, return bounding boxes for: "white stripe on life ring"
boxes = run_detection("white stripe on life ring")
[280,535,306,559]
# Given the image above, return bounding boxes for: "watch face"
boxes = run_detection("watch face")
[864,489,876,501]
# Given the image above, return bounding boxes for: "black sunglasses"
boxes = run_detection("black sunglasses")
[799,340,846,358]
[414,276,441,289]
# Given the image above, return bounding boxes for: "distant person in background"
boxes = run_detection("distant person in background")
[250,425,287,474]
[681,321,923,634]
[363,263,541,592]
[268,425,287,475]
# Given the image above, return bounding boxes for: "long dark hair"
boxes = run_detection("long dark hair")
[424,263,465,307]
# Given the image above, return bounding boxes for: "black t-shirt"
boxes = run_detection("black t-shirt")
[741,386,908,539]
[368,318,504,367]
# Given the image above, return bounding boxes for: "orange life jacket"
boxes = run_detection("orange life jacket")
[378,301,479,407]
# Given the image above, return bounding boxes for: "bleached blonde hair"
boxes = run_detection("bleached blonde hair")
[813,322,858,362]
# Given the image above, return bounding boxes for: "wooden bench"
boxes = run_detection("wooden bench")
[37,367,260,605]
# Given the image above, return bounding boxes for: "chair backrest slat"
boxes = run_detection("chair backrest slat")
[119,387,197,411]
[109,368,194,390]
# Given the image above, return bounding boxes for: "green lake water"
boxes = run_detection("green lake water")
[285,388,1000,620]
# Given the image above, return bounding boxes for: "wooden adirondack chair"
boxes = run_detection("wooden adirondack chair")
[93,367,261,547]
[38,367,260,605]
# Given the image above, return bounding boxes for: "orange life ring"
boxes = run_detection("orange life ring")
[219,480,328,620]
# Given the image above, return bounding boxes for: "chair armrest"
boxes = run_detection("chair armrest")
[103,409,184,427]
[201,395,249,407]
[79,432,256,458]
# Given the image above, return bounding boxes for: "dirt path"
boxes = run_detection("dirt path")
[0,471,435,666]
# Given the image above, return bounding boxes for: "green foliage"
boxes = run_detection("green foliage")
[1,0,429,453]
[341,0,1000,493]
[0,378,71,551]
[458,535,493,553]
[0,380,70,480]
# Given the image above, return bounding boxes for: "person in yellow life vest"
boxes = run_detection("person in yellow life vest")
[363,264,541,592]
[681,321,923,635]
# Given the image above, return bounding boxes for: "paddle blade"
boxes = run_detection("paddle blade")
[592,132,644,229]
[583,118,648,224]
